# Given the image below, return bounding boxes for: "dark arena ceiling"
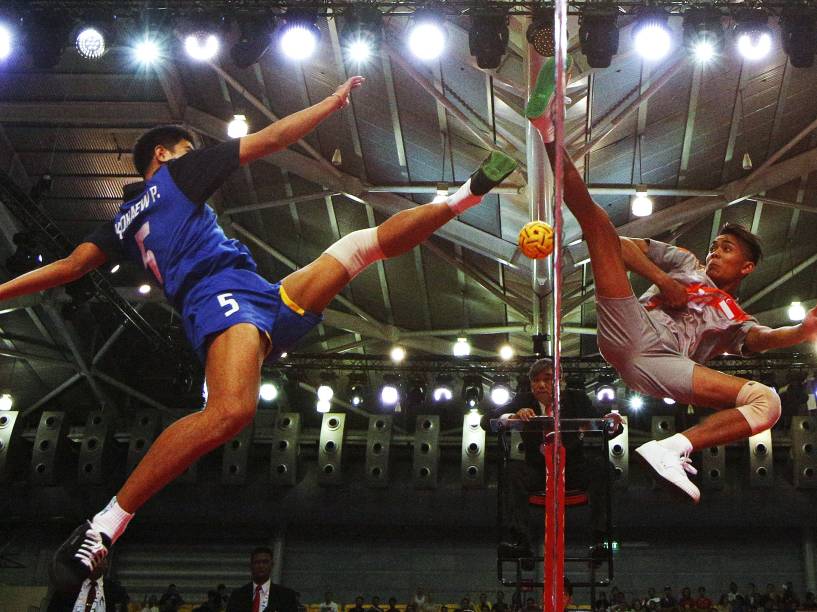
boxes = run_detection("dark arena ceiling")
[0,0,816,418]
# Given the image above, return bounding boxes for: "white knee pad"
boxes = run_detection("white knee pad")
[735,381,781,434]
[323,228,385,280]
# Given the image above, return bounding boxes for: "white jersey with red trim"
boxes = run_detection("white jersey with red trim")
[638,240,758,364]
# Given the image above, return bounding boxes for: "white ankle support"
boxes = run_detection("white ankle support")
[735,381,781,434]
[323,227,385,280]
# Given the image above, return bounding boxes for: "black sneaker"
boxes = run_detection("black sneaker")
[49,521,111,593]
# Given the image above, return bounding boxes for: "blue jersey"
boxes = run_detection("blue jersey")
[84,139,323,361]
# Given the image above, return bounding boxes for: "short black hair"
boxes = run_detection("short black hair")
[718,223,763,264]
[133,125,194,178]
[528,357,553,380]
[250,546,273,560]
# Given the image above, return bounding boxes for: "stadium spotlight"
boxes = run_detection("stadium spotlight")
[780,6,817,68]
[788,301,806,322]
[347,373,368,407]
[227,114,249,139]
[259,382,278,402]
[231,16,274,69]
[468,11,509,69]
[579,5,619,68]
[527,7,555,57]
[408,9,446,61]
[341,4,383,65]
[74,25,108,60]
[629,394,644,411]
[390,345,406,363]
[432,374,454,403]
[279,9,320,61]
[733,8,772,62]
[380,374,401,408]
[0,393,12,411]
[595,376,616,403]
[0,21,14,61]
[498,344,515,361]
[453,337,471,357]
[631,188,653,217]
[462,375,484,409]
[490,376,513,406]
[132,36,162,65]
[683,7,724,64]
[632,6,673,61]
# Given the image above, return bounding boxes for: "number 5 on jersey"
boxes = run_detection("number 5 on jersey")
[217,293,240,317]
[135,222,164,284]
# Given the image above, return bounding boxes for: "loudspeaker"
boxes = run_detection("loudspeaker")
[461,413,486,488]
[270,412,301,486]
[78,410,113,485]
[0,411,24,483]
[749,429,773,487]
[701,445,726,490]
[222,422,254,485]
[30,411,69,485]
[651,415,675,440]
[318,413,345,485]
[413,415,440,489]
[791,416,817,488]
[127,411,160,474]
[509,431,525,460]
[366,415,392,487]
[608,415,629,488]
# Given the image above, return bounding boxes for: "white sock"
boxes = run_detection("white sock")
[445,179,482,215]
[659,433,693,454]
[91,497,134,544]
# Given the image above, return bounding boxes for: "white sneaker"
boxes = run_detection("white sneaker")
[635,440,701,503]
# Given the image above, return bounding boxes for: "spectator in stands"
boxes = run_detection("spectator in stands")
[440,607,449,612]
[368,596,384,612]
[714,595,729,612]
[643,588,660,608]
[594,591,610,612]
[225,546,297,612]
[660,587,676,610]
[524,597,540,612]
[781,583,799,611]
[217,586,230,610]
[412,589,429,612]
[493,592,508,612]
[679,588,694,609]
[478,593,492,612]
[46,555,129,612]
[193,591,224,612]
[727,583,741,603]
[632,599,644,611]
[386,597,399,612]
[801,592,817,610]
[319,592,340,612]
[459,597,475,612]
[610,590,627,612]
[296,592,307,612]
[160,585,184,612]
[142,595,160,612]
[350,596,367,612]
[762,583,780,610]
[732,594,747,612]
[694,587,711,611]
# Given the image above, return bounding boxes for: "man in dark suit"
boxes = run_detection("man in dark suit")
[496,358,616,558]
[46,556,129,612]
[226,546,298,612]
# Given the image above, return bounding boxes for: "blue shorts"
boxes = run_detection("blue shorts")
[181,268,323,363]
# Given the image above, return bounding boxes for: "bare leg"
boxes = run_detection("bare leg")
[116,323,265,512]
[541,141,632,300]
[282,201,456,314]
[681,365,752,450]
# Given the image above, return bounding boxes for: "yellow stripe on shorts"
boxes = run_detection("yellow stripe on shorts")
[279,284,306,316]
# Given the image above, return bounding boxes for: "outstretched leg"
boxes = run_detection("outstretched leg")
[50,324,266,593]
[527,58,631,301]
[282,151,517,313]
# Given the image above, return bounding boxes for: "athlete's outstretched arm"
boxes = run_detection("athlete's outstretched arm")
[239,76,365,165]
[619,237,688,308]
[745,307,817,352]
[0,242,106,302]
